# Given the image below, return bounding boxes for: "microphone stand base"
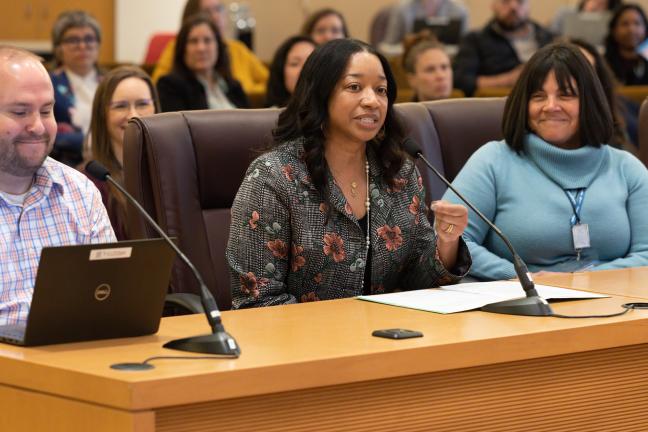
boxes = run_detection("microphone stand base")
[481,296,554,317]
[164,332,241,357]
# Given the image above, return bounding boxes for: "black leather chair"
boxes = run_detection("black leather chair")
[124,109,279,311]
[424,97,506,182]
[122,100,504,311]
[396,102,448,202]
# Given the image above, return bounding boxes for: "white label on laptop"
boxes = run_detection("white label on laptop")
[89,247,133,261]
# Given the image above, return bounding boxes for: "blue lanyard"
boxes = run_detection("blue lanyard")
[564,188,585,226]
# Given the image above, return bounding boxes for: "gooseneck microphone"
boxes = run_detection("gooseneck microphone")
[402,138,553,317]
[86,161,241,356]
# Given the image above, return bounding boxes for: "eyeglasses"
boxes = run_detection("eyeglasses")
[61,35,99,47]
[109,99,155,115]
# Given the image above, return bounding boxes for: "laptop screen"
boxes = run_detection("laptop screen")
[413,17,462,45]
[11,238,175,346]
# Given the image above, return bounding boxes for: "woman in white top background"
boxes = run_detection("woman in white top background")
[49,10,103,167]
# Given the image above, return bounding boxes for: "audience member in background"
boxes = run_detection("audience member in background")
[301,8,350,45]
[265,35,316,107]
[604,4,648,85]
[86,66,160,240]
[152,0,268,95]
[550,0,622,35]
[571,38,638,150]
[380,0,469,45]
[0,47,115,325]
[402,33,453,101]
[226,39,470,308]
[49,10,103,166]
[444,42,648,281]
[157,14,249,112]
[453,0,554,96]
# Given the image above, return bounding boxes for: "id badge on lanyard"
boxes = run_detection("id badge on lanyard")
[565,189,590,259]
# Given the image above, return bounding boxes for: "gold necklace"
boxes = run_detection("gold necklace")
[330,158,366,198]
[350,181,358,197]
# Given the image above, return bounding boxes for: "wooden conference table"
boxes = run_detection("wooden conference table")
[2,268,648,432]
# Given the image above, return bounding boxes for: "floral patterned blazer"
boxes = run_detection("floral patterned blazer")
[226,139,471,308]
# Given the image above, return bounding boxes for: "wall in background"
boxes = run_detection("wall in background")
[115,0,185,64]
[115,0,648,64]
[0,0,115,64]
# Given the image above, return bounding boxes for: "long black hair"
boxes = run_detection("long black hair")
[173,13,232,81]
[265,35,315,107]
[570,38,630,150]
[604,4,648,64]
[273,38,406,195]
[503,42,613,152]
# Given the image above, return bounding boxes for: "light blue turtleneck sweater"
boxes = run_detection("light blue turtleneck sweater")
[443,134,648,280]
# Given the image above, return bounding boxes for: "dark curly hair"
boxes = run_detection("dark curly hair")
[265,35,316,108]
[273,38,406,196]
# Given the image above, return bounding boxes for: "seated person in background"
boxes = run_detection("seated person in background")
[550,0,622,35]
[444,42,648,281]
[301,8,350,45]
[402,33,453,101]
[0,47,115,325]
[157,14,249,112]
[453,0,554,96]
[604,4,648,85]
[226,39,471,308]
[265,35,316,107]
[86,66,160,240]
[49,10,103,166]
[380,0,469,45]
[571,38,639,150]
[152,0,268,95]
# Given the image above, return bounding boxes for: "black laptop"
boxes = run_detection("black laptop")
[563,11,611,47]
[413,17,462,45]
[0,238,175,346]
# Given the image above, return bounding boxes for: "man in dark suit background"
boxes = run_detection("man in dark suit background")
[453,0,554,96]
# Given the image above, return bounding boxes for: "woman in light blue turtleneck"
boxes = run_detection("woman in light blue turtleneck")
[444,42,648,281]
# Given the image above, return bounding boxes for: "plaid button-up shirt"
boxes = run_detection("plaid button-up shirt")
[0,158,116,325]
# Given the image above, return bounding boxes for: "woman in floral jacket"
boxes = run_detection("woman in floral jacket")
[226,39,471,308]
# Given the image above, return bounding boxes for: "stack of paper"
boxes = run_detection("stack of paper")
[357,281,607,314]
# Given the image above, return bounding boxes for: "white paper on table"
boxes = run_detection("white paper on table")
[357,281,608,314]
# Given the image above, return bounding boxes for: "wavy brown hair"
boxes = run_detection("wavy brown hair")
[182,0,204,22]
[88,66,160,233]
[301,8,350,40]
[173,13,232,81]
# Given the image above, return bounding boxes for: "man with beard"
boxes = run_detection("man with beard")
[0,46,115,325]
[453,0,554,96]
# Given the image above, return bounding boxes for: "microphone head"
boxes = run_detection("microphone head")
[85,160,111,181]
[401,138,422,158]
